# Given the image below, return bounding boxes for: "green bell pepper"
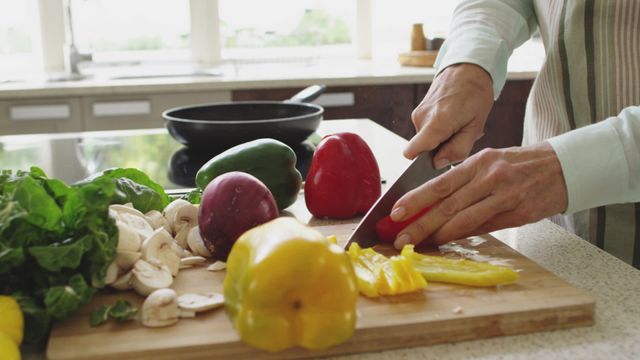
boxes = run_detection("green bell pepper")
[195,139,302,210]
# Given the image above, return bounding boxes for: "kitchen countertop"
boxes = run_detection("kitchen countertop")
[0,41,544,100]
[15,119,636,360]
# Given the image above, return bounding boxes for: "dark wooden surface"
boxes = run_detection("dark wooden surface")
[233,80,533,153]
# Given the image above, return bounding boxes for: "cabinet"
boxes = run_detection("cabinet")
[82,91,230,131]
[233,80,533,152]
[0,91,231,135]
[0,98,83,135]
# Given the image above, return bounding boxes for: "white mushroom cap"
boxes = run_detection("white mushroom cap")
[186,226,212,258]
[142,228,181,277]
[141,288,180,328]
[111,271,133,290]
[173,204,199,248]
[115,251,142,271]
[131,259,173,296]
[116,221,142,252]
[162,199,191,235]
[177,293,224,313]
[145,210,172,233]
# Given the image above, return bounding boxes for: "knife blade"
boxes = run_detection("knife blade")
[345,151,448,249]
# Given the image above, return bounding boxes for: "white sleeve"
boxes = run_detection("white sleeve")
[547,106,640,214]
[434,0,537,99]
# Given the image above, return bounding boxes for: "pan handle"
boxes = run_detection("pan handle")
[287,85,326,103]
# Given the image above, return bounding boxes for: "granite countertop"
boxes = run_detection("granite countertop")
[0,41,544,100]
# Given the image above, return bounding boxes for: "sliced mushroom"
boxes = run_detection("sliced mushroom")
[118,212,154,241]
[187,226,212,258]
[173,204,199,248]
[162,199,191,234]
[116,221,141,252]
[103,261,120,285]
[111,271,133,290]
[131,259,173,296]
[180,256,207,266]
[207,261,226,272]
[141,288,180,328]
[177,293,224,313]
[115,251,141,270]
[145,210,172,233]
[167,239,190,259]
[142,228,181,277]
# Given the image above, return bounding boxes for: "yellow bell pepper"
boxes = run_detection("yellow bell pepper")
[401,245,519,287]
[347,243,427,297]
[223,217,358,352]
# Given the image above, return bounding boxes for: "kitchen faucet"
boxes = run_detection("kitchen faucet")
[62,0,92,80]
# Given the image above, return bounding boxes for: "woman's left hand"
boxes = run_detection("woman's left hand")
[390,142,569,249]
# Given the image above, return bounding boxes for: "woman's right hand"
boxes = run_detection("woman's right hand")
[404,63,495,168]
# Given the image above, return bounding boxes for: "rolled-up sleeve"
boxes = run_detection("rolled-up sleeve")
[434,0,537,99]
[548,106,640,214]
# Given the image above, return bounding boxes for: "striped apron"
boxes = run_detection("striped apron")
[524,0,640,267]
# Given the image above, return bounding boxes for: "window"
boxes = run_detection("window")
[69,0,191,63]
[219,0,356,61]
[0,0,40,80]
[371,0,457,60]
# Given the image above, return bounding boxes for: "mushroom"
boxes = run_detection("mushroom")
[118,212,154,241]
[145,210,172,233]
[131,259,173,296]
[161,199,191,234]
[110,204,154,241]
[141,228,181,277]
[115,250,141,270]
[111,271,133,290]
[141,289,184,327]
[207,261,226,272]
[186,226,212,258]
[180,256,207,266]
[103,261,120,285]
[173,204,199,248]
[116,221,141,252]
[177,293,224,313]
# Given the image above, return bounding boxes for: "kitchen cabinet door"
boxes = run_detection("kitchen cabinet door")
[0,98,83,135]
[82,91,231,131]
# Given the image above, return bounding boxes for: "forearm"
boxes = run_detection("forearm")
[548,106,640,214]
[435,0,537,99]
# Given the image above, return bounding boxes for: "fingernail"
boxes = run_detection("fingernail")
[435,158,450,169]
[390,206,406,221]
[394,233,411,250]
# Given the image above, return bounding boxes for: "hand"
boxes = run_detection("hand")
[405,63,494,169]
[390,142,568,249]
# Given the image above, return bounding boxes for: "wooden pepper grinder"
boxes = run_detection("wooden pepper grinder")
[410,23,426,51]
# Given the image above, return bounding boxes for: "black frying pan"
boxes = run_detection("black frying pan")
[162,85,325,149]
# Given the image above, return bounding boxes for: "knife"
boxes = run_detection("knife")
[345,151,448,249]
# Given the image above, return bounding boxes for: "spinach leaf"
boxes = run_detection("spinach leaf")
[44,274,96,320]
[90,300,137,327]
[76,167,171,213]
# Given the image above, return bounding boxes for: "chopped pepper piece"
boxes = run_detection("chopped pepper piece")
[347,243,427,297]
[223,217,358,352]
[401,245,519,287]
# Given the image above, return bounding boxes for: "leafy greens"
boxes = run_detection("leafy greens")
[0,167,170,347]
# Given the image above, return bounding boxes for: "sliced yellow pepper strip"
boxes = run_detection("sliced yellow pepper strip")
[401,245,519,287]
[348,243,427,297]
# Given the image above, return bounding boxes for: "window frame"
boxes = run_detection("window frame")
[36,0,372,72]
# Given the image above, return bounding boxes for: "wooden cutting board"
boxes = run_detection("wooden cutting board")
[47,223,595,360]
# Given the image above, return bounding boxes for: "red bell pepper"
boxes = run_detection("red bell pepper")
[304,132,381,219]
[375,206,432,242]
